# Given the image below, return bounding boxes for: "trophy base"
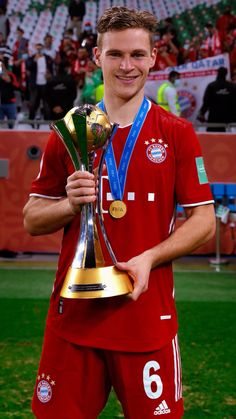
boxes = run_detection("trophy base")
[60,266,133,299]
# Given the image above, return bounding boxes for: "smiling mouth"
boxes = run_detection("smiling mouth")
[116,75,138,81]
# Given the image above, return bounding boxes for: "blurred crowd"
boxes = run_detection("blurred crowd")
[0,1,236,128]
[152,5,236,79]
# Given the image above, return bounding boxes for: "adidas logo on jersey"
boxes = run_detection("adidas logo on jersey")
[154,400,171,415]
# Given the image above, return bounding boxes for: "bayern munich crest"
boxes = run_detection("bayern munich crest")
[178,89,196,118]
[37,373,56,403]
[145,138,168,163]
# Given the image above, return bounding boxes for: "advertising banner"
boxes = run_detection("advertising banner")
[0,130,235,254]
[145,53,231,122]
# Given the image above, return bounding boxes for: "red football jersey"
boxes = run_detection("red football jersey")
[30,102,213,352]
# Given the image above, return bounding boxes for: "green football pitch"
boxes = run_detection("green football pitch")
[0,261,235,418]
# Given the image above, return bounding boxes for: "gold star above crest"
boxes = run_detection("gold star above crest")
[158,138,163,143]
[144,140,149,145]
[37,375,41,381]
[47,375,50,381]
[42,373,45,378]
[151,138,156,143]
[51,380,56,386]
[164,143,168,148]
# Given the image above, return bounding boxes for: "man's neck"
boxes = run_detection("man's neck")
[103,92,145,127]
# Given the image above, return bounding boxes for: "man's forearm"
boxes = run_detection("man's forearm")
[144,204,216,269]
[23,197,76,236]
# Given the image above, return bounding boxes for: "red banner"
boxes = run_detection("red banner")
[0,130,62,253]
[198,133,236,183]
[0,130,235,254]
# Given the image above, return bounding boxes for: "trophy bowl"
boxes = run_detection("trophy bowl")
[63,105,113,154]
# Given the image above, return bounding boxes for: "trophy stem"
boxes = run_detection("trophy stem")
[71,205,87,268]
[84,202,96,267]
[71,161,105,269]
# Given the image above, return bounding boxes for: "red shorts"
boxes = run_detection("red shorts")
[32,328,183,418]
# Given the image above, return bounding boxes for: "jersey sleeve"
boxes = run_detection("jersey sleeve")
[30,131,70,198]
[174,121,214,207]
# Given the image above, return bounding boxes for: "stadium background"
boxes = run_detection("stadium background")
[5,0,236,53]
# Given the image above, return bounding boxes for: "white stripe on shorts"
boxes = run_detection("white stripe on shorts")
[172,335,182,402]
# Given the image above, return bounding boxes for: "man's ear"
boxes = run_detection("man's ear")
[150,47,157,69]
[93,47,101,67]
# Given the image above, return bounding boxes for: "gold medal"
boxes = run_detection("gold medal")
[109,200,127,219]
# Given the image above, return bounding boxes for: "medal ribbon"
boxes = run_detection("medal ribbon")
[98,96,149,200]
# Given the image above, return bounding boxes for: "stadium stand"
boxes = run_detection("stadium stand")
[5,0,235,51]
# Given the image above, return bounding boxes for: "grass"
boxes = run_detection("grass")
[0,267,236,418]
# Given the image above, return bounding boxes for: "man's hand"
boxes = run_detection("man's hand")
[197,112,205,123]
[66,170,97,215]
[116,252,153,301]
[52,105,63,114]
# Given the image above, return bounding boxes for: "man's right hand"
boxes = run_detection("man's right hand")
[66,170,97,215]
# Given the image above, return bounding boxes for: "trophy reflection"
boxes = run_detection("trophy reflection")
[51,105,133,298]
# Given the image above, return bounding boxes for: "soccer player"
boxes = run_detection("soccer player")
[23,6,215,418]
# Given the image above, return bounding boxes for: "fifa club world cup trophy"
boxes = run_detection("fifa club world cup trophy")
[51,105,133,298]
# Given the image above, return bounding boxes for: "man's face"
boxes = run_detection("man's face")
[44,36,52,47]
[36,44,43,54]
[17,29,23,38]
[94,29,156,101]
[78,48,87,59]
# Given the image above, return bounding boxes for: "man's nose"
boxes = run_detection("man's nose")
[119,56,134,71]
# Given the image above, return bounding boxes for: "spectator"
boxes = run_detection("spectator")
[12,27,28,91]
[152,39,177,71]
[26,43,53,123]
[157,70,181,116]
[46,60,77,120]
[79,21,97,56]
[72,46,89,88]
[159,17,177,40]
[216,6,236,50]
[59,29,78,67]
[43,33,57,60]
[202,22,222,57]
[162,33,179,56]
[0,57,19,128]
[197,66,236,131]
[0,6,8,39]
[182,36,202,63]
[12,26,28,64]
[68,0,86,38]
[80,59,102,104]
[231,49,236,78]
[60,28,79,50]
[0,32,13,68]
[225,24,236,51]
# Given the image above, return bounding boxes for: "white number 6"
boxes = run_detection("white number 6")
[143,360,163,399]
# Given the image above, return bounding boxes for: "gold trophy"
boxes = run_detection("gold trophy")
[51,105,133,298]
